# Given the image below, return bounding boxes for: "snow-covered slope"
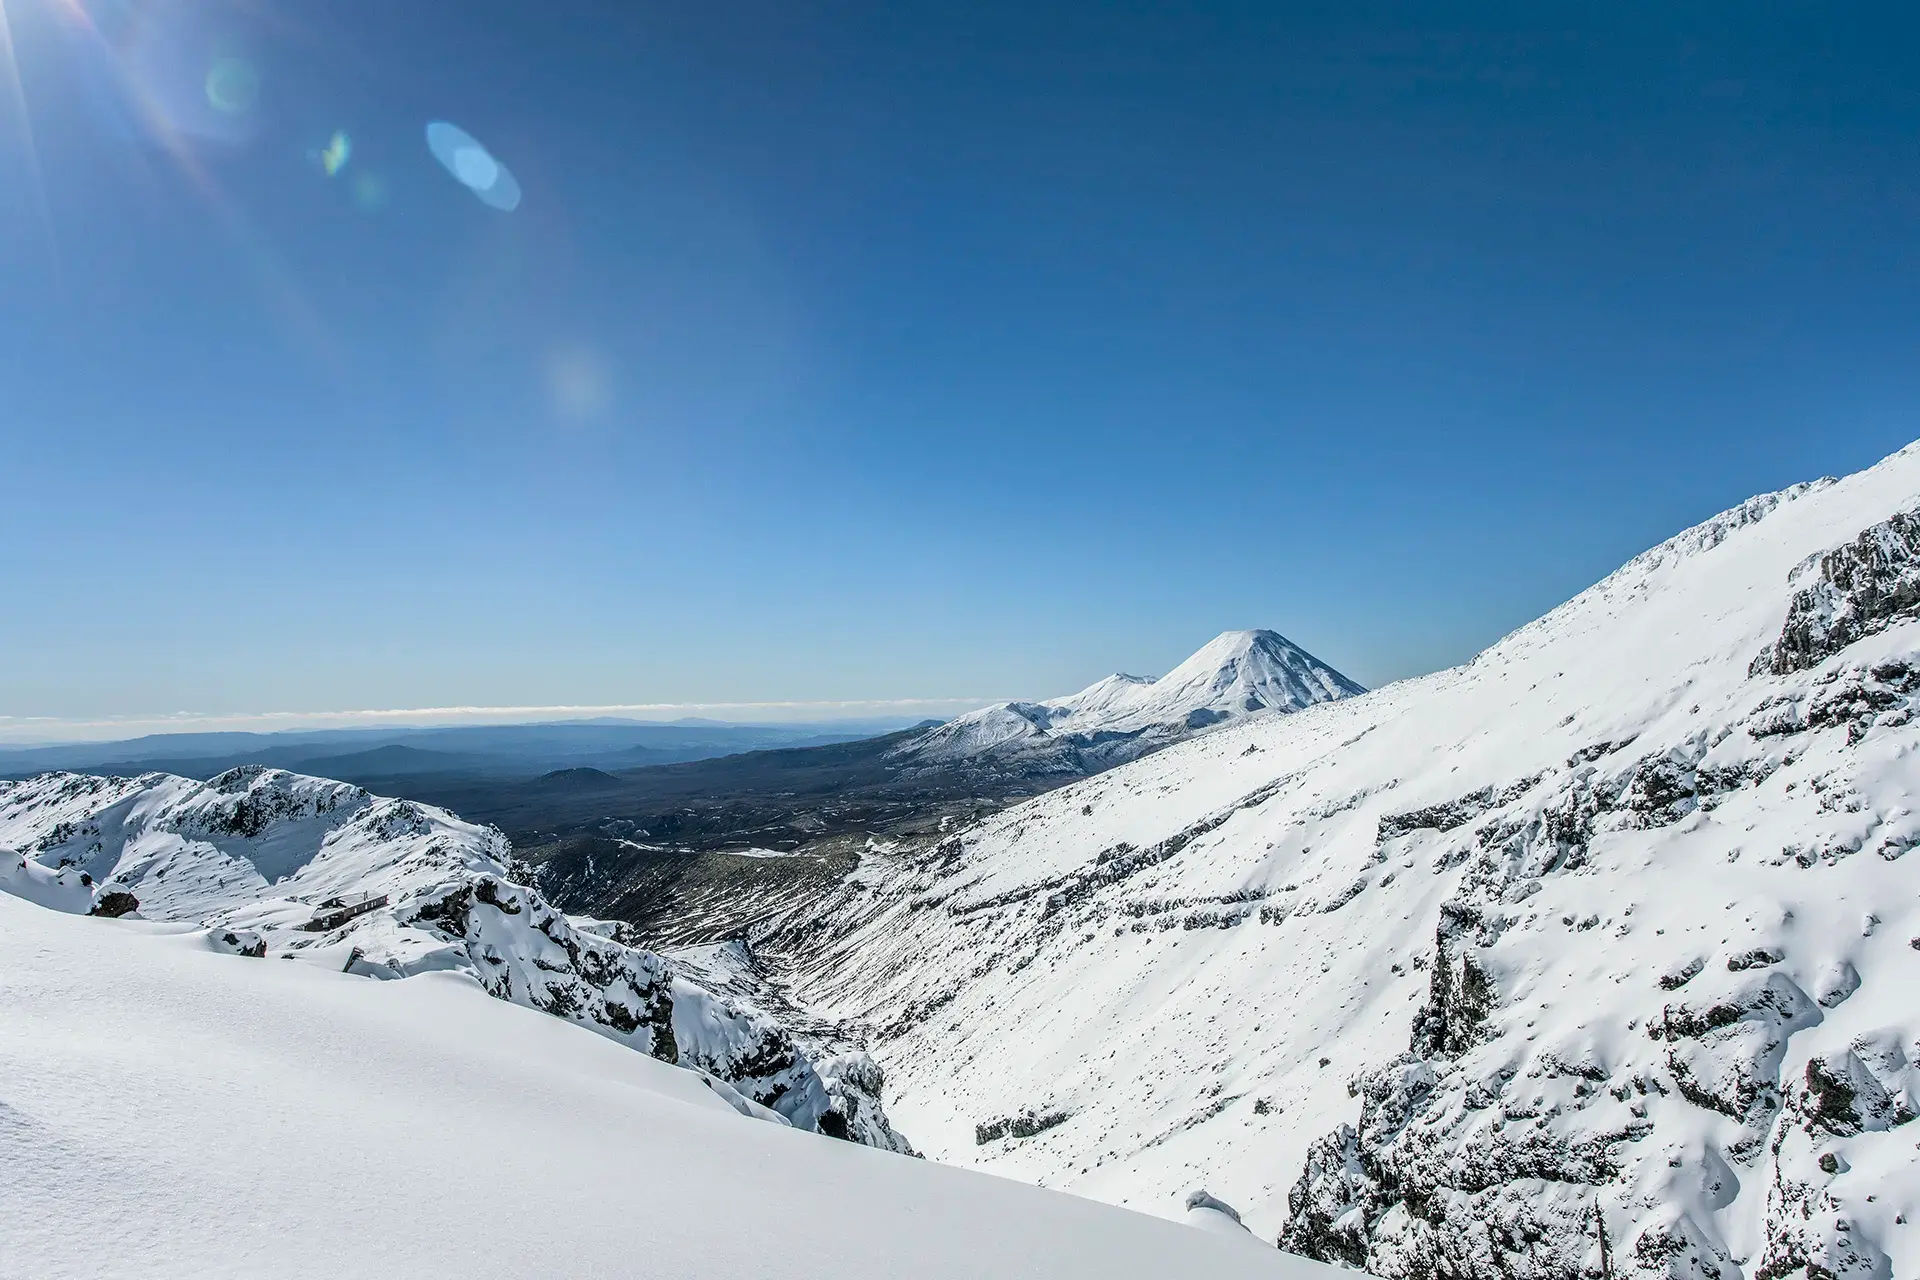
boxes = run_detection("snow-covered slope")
[0,894,1326,1279]
[0,767,906,1149]
[895,629,1364,774]
[772,445,1920,1279]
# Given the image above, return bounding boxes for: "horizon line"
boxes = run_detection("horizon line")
[0,696,1011,746]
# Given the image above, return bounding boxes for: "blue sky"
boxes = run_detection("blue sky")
[3,1,1918,736]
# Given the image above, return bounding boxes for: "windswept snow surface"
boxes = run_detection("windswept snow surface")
[0,767,907,1148]
[895,629,1364,773]
[0,896,1323,1279]
[776,445,1920,1279]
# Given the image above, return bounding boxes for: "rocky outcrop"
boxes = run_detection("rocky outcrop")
[89,888,140,918]
[1278,673,1918,1277]
[0,769,912,1151]
[1409,903,1495,1058]
[397,873,681,1059]
[1753,1033,1917,1280]
[1753,508,1920,676]
[975,1108,1072,1145]
[816,1052,915,1150]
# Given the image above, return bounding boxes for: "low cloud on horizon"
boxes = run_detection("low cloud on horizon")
[0,697,1005,746]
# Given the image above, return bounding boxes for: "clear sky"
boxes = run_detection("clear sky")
[3,1,1918,737]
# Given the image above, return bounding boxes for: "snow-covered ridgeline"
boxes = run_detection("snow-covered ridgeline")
[892,628,1364,774]
[769,443,1920,1279]
[0,767,908,1150]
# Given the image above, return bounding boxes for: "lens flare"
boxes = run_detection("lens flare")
[352,170,386,210]
[425,120,520,211]
[0,0,60,273]
[310,129,350,176]
[204,55,258,114]
[26,1,335,368]
[546,347,610,420]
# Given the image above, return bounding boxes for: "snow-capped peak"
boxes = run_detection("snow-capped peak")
[1126,629,1367,728]
[895,629,1363,772]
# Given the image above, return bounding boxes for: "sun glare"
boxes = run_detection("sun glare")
[0,0,58,266]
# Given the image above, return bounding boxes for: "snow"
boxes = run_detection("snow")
[12,440,1920,1277]
[0,848,94,913]
[898,629,1364,771]
[1186,1189,1262,1240]
[773,443,1920,1277]
[0,895,1324,1279]
[0,767,910,1147]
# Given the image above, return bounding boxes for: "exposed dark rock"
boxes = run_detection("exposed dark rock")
[815,1053,910,1152]
[1411,903,1494,1058]
[975,1108,1070,1144]
[1660,957,1706,990]
[1792,1048,1915,1137]
[1376,776,1542,844]
[408,883,472,937]
[1755,1168,1893,1280]
[1280,1051,1639,1279]
[945,770,1312,924]
[472,875,521,915]
[1752,508,1920,676]
[190,768,360,839]
[1615,753,1699,827]
[88,890,140,919]
[1728,946,1785,972]
[1655,971,1818,1126]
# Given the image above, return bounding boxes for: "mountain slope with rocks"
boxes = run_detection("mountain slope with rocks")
[0,766,909,1150]
[766,444,1920,1278]
[892,629,1364,776]
[426,634,1359,945]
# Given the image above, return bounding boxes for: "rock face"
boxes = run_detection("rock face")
[0,767,908,1150]
[891,629,1364,777]
[88,889,140,918]
[758,444,1920,1277]
[1753,508,1920,676]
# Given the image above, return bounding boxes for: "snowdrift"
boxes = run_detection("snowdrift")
[0,895,1323,1279]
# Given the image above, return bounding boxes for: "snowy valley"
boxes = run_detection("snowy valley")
[8,444,1920,1279]
[757,444,1920,1280]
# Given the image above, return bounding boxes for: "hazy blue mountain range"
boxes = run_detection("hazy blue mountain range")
[0,719,925,783]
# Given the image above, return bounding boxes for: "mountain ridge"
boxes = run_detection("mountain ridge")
[0,765,911,1152]
[756,441,1920,1278]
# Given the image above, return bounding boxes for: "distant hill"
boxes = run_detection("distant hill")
[0,719,898,784]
